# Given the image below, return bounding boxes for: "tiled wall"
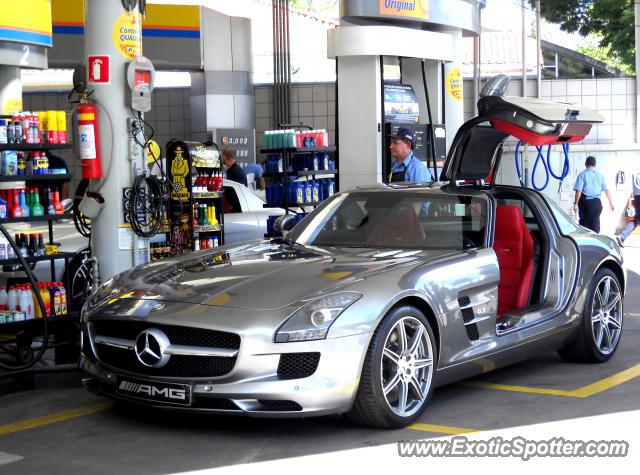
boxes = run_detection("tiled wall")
[22,88,191,193]
[254,83,336,157]
[540,78,637,144]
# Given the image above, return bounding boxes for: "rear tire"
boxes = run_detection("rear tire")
[558,268,623,363]
[348,305,436,429]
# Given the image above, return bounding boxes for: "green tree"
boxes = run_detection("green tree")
[530,0,635,73]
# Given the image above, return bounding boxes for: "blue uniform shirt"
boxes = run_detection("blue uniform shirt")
[573,168,608,198]
[244,164,263,178]
[392,152,433,182]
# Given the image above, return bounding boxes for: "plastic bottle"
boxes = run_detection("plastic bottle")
[7,286,17,311]
[312,181,320,203]
[58,282,67,315]
[47,111,58,144]
[39,152,49,174]
[38,111,47,143]
[52,190,64,214]
[0,286,7,308]
[0,119,7,144]
[6,119,15,143]
[0,196,6,220]
[50,283,61,316]
[2,150,17,175]
[18,286,34,320]
[17,189,29,217]
[40,282,51,316]
[37,233,45,256]
[57,111,67,144]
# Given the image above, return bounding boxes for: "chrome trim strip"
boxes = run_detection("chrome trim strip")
[165,345,238,358]
[93,335,238,358]
[459,297,493,310]
[463,315,492,325]
[94,336,136,350]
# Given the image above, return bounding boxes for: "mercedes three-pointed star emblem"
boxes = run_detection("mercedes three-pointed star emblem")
[135,328,171,368]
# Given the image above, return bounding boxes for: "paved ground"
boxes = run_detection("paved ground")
[1,235,639,474]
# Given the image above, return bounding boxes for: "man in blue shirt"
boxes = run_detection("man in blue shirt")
[244,162,265,190]
[388,127,432,183]
[573,156,614,233]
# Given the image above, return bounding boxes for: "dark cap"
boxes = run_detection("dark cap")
[387,127,415,144]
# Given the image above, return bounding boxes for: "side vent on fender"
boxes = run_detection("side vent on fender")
[458,295,480,341]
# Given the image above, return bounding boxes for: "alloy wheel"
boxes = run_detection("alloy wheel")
[591,275,623,355]
[380,316,434,417]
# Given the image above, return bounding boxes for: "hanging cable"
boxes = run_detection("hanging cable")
[421,60,439,181]
[515,140,570,191]
[128,111,168,238]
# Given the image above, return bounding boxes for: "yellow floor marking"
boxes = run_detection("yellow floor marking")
[463,363,640,398]
[0,402,113,437]
[408,423,481,435]
[626,312,640,317]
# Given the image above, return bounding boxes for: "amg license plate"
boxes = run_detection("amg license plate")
[116,376,192,406]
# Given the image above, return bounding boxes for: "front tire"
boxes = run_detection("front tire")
[558,268,623,363]
[348,305,436,429]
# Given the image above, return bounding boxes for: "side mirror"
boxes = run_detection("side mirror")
[480,74,510,98]
[274,214,296,237]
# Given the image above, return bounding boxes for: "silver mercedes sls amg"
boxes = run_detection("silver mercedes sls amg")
[80,94,626,428]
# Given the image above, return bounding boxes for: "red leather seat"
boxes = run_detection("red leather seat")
[368,205,425,246]
[493,205,534,317]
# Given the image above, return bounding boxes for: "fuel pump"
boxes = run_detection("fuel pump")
[381,58,446,183]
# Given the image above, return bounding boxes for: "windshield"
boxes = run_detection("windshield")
[288,191,487,250]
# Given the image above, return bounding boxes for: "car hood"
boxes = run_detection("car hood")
[104,241,452,311]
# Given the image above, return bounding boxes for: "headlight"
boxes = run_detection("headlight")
[275,292,362,343]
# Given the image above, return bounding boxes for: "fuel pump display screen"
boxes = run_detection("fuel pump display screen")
[134,70,151,89]
[383,84,420,124]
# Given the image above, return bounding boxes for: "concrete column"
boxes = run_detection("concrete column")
[336,55,382,190]
[190,9,254,142]
[0,66,22,114]
[85,0,143,280]
[443,30,464,151]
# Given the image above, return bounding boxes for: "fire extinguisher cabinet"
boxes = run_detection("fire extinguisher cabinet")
[165,140,225,254]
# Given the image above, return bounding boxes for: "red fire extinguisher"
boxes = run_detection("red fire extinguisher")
[77,102,102,179]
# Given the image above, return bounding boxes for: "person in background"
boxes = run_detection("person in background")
[221,146,247,186]
[617,170,640,246]
[573,156,614,233]
[387,127,432,183]
[244,162,266,190]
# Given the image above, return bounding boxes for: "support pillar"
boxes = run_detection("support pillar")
[0,66,22,115]
[443,30,464,152]
[85,0,144,280]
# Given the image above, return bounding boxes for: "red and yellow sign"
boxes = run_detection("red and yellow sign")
[446,67,463,101]
[379,0,429,20]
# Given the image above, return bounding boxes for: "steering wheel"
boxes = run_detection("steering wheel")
[463,236,476,249]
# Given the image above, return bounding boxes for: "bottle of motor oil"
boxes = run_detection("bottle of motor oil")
[0,120,7,144]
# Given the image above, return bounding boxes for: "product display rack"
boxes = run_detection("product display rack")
[260,144,337,238]
[165,140,225,256]
[0,140,79,367]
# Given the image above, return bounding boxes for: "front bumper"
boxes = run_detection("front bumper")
[80,331,372,417]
